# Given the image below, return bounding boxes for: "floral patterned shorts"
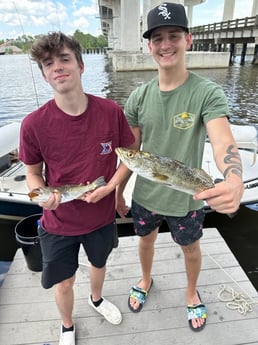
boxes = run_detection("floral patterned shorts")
[131,200,205,246]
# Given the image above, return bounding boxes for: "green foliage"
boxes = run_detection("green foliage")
[1,31,107,53]
[73,29,107,49]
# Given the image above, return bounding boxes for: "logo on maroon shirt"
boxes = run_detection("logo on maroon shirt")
[100,141,112,155]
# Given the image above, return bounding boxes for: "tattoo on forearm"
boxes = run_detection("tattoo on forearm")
[223,145,242,178]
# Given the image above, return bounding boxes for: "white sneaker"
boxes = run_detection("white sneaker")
[88,295,122,325]
[59,324,75,345]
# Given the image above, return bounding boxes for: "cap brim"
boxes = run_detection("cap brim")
[143,25,189,39]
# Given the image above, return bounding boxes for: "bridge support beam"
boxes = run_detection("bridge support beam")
[252,0,258,16]
[240,43,247,65]
[99,1,257,70]
[223,0,235,21]
[120,0,141,51]
[252,44,258,64]
[229,43,236,65]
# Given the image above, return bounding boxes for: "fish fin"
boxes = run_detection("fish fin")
[193,168,213,181]
[93,176,107,186]
[152,172,169,181]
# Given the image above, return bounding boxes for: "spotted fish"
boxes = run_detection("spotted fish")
[115,148,214,195]
[28,176,106,203]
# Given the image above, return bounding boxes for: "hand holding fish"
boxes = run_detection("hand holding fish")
[115,147,243,215]
[194,174,244,214]
[38,189,62,210]
[79,183,113,203]
[28,176,107,207]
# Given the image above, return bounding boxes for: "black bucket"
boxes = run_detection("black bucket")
[15,214,43,272]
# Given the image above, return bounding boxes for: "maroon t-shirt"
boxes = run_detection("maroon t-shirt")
[19,94,135,235]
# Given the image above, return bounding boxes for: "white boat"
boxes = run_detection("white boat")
[0,122,258,223]
[202,124,258,209]
[0,122,41,221]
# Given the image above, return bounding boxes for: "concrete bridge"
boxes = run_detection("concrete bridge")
[97,0,258,71]
[191,15,258,65]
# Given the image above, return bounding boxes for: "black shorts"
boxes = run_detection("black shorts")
[38,222,118,289]
[131,200,205,246]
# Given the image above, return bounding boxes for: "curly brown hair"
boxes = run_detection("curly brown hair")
[30,31,83,71]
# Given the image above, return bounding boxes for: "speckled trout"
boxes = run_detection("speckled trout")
[28,176,106,203]
[115,148,214,195]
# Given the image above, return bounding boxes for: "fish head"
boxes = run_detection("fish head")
[28,187,50,202]
[115,147,156,173]
[28,188,41,201]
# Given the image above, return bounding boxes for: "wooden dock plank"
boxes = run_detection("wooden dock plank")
[0,228,258,345]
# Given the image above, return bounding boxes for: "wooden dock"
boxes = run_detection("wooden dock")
[0,228,258,345]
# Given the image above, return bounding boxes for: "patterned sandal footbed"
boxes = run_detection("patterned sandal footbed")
[187,291,207,332]
[128,279,153,312]
[187,304,207,321]
[129,286,149,305]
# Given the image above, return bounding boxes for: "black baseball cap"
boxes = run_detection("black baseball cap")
[143,2,189,39]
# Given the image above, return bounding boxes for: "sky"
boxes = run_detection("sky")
[0,0,254,40]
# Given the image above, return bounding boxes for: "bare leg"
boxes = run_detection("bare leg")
[89,264,106,301]
[130,228,158,310]
[181,240,205,329]
[88,263,122,325]
[55,275,76,328]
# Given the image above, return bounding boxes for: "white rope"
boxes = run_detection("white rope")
[204,248,258,314]
[78,243,258,315]
[218,284,253,315]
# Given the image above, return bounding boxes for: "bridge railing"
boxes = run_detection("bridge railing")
[191,15,258,34]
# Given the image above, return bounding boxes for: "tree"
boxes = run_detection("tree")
[73,30,107,49]
[97,35,107,48]
[1,31,107,53]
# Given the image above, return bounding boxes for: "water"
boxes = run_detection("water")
[0,53,258,288]
[0,54,258,129]
[0,54,110,126]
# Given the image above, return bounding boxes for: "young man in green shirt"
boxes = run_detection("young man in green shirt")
[116,2,243,332]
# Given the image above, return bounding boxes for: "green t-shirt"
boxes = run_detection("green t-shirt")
[125,71,229,216]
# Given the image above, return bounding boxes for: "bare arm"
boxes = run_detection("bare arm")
[116,126,141,193]
[26,162,61,210]
[26,162,45,191]
[82,160,134,204]
[194,117,244,213]
[85,126,141,217]
[207,117,242,179]
[115,126,141,217]
[83,127,140,207]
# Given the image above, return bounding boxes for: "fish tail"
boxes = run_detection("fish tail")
[93,176,107,187]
